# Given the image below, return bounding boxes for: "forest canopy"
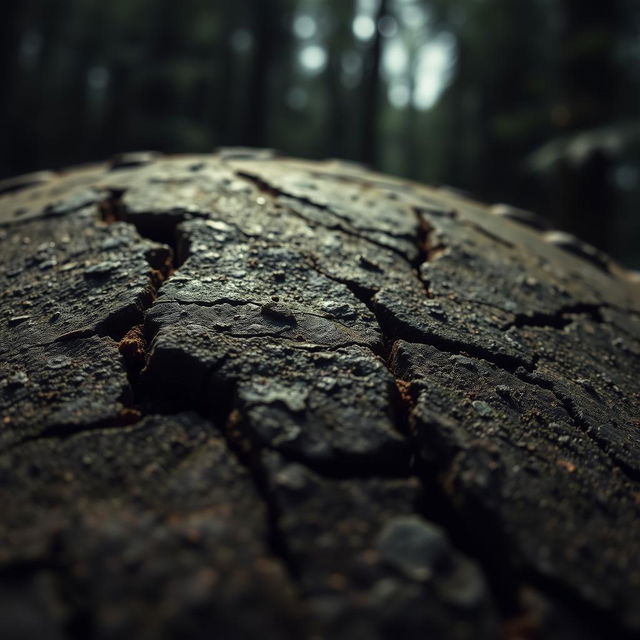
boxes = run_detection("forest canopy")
[2,0,639,266]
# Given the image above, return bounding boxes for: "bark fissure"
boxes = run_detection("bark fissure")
[516,367,640,485]
[3,410,142,452]
[305,234,526,619]
[98,188,185,269]
[303,206,640,631]
[4,155,639,639]
[96,197,309,597]
[235,169,417,261]
[220,407,305,587]
[503,303,604,330]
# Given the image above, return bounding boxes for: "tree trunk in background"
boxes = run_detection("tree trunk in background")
[471,1,542,204]
[360,0,388,167]
[0,2,27,176]
[326,0,357,160]
[98,61,131,155]
[439,36,472,190]
[242,0,279,147]
[553,0,619,250]
[404,43,419,179]
[214,7,237,147]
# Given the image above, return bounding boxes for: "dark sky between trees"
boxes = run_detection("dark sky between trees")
[2,0,639,266]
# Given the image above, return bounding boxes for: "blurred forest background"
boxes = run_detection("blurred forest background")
[2,0,640,266]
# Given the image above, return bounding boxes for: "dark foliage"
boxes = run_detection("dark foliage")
[2,0,639,265]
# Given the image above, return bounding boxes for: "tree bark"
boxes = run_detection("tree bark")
[0,151,639,639]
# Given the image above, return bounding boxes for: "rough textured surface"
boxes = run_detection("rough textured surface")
[1,151,639,639]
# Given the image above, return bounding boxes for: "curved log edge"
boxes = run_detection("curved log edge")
[1,150,639,639]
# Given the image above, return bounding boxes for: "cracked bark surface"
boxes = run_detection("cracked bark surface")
[1,150,639,639]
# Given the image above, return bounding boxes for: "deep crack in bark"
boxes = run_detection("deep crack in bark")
[235,169,417,262]
[503,303,604,330]
[93,176,640,631]
[5,157,636,638]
